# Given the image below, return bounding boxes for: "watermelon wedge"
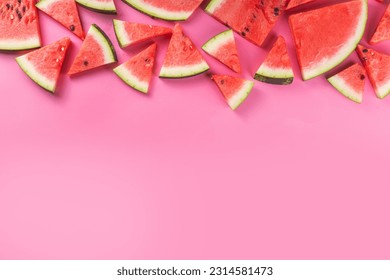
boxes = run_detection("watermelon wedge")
[286,0,314,10]
[159,24,209,78]
[254,36,294,85]
[15,37,70,93]
[113,19,172,48]
[68,24,117,75]
[121,0,203,21]
[113,43,156,94]
[369,4,390,44]
[202,29,241,73]
[211,74,254,110]
[75,0,116,14]
[36,0,84,40]
[0,0,41,51]
[356,45,390,99]
[327,63,366,103]
[289,0,368,80]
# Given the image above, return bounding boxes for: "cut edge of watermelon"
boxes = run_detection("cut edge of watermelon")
[159,61,210,78]
[228,80,254,110]
[377,79,390,99]
[0,37,41,52]
[327,75,363,103]
[113,66,149,94]
[254,66,294,85]
[76,0,117,14]
[202,29,233,54]
[90,24,117,63]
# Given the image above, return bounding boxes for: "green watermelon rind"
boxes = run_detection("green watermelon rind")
[90,24,117,63]
[0,37,41,52]
[75,0,117,14]
[113,64,150,94]
[227,80,254,110]
[254,66,294,85]
[159,62,210,79]
[204,0,225,14]
[327,75,363,104]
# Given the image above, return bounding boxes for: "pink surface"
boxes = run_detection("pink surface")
[1,0,390,260]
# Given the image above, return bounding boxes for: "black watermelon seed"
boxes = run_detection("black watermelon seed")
[144,58,150,63]
[244,26,250,32]
[10,4,13,10]
[22,6,25,12]
[360,75,365,80]
[17,12,22,19]
[241,31,246,37]
[221,80,225,85]
[17,0,21,3]
[6,3,10,9]
[363,49,368,53]
[83,60,89,66]
[69,25,75,31]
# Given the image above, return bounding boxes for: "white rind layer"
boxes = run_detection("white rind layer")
[159,61,209,78]
[205,0,225,14]
[90,25,116,63]
[114,64,149,93]
[113,20,130,48]
[0,37,41,51]
[328,75,362,103]
[256,65,294,78]
[228,80,254,110]
[202,30,233,54]
[76,0,116,12]
[377,79,390,99]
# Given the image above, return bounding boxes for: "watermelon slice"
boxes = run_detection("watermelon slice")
[202,29,241,73]
[289,0,368,80]
[159,24,209,78]
[205,0,287,46]
[286,0,315,10]
[211,74,254,110]
[15,37,70,93]
[254,36,294,85]
[369,4,390,44]
[113,43,156,94]
[121,0,203,21]
[75,0,116,14]
[356,45,390,99]
[68,24,117,75]
[327,63,366,103]
[0,0,41,51]
[113,19,172,48]
[36,0,84,40]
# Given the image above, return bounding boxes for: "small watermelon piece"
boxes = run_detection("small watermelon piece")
[211,74,254,110]
[113,43,156,94]
[0,0,41,51]
[36,0,84,40]
[254,36,294,85]
[159,23,209,78]
[15,37,70,93]
[202,29,241,73]
[289,0,368,80]
[327,63,366,103]
[121,0,203,21]
[113,19,172,48]
[356,45,390,99]
[369,4,390,44]
[76,0,116,14]
[286,0,315,10]
[68,24,117,75]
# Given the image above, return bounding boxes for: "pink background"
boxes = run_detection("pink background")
[1,0,390,259]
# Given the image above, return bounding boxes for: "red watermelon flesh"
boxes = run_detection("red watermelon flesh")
[370,4,390,44]
[356,45,390,99]
[113,43,156,94]
[261,0,288,24]
[15,37,70,93]
[0,0,41,51]
[286,0,315,10]
[36,0,84,40]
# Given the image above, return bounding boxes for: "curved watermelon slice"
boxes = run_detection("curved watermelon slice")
[68,24,117,75]
[254,36,294,85]
[202,29,241,73]
[286,0,314,10]
[114,43,156,94]
[327,63,366,103]
[289,0,368,80]
[159,24,209,78]
[76,0,116,14]
[211,74,254,110]
[369,4,390,44]
[356,45,390,99]
[113,19,172,48]
[36,0,84,40]
[121,0,203,21]
[0,0,41,51]
[16,37,70,93]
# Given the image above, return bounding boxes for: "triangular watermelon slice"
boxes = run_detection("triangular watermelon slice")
[286,0,315,10]
[202,29,241,73]
[121,0,203,21]
[327,63,366,103]
[254,36,294,85]
[76,0,116,14]
[159,23,209,78]
[68,24,117,75]
[211,74,254,110]
[36,0,84,40]
[113,19,172,48]
[289,0,368,80]
[369,4,390,44]
[356,45,390,99]
[113,43,156,94]
[16,37,70,93]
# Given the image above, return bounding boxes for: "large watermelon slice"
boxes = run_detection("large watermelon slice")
[121,0,203,21]
[327,63,366,103]
[289,0,368,80]
[0,0,41,51]
[202,29,241,73]
[68,24,117,75]
[159,23,209,78]
[15,37,70,93]
[211,74,254,110]
[286,0,315,10]
[36,0,84,40]
[254,36,294,85]
[356,45,390,99]
[205,0,287,46]
[369,4,390,44]
[113,43,156,94]
[113,19,172,48]
[75,0,116,14]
